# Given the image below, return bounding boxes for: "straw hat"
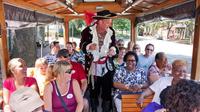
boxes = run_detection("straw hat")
[9,87,44,112]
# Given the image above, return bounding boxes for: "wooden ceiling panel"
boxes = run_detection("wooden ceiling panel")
[127,9,142,14]
[54,8,67,13]
[137,0,188,16]
[52,7,66,12]
[28,0,56,6]
[139,2,154,8]
[45,3,64,10]
[3,0,192,18]
[50,7,65,11]
[146,0,167,4]
[3,0,64,18]
[73,2,123,13]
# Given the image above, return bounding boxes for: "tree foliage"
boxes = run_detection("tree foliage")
[69,19,86,38]
[113,18,131,39]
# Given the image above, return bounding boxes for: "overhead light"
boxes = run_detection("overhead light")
[96,6,104,10]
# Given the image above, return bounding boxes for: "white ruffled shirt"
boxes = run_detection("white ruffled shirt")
[86,24,113,61]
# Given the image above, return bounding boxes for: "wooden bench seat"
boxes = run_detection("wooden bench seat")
[122,94,153,112]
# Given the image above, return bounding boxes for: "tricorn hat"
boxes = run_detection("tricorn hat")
[93,10,117,20]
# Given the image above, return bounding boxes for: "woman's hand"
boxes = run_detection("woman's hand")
[136,96,144,108]
[129,84,142,92]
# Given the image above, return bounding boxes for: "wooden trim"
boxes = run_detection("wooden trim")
[3,0,64,18]
[191,0,200,80]
[64,18,70,47]
[130,16,136,43]
[143,0,159,5]
[41,2,57,7]
[50,7,65,12]
[135,5,149,10]
[0,0,9,79]
[137,0,187,17]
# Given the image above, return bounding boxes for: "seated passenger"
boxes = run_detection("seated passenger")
[113,46,126,68]
[126,41,134,51]
[43,61,83,112]
[3,58,39,112]
[56,49,88,112]
[116,39,125,48]
[137,43,155,75]
[161,79,200,112]
[137,59,188,110]
[133,44,141,56]
[148,52,171,84]
[44,41,60,64]
[113,51,148,112]
[33,58,48,96]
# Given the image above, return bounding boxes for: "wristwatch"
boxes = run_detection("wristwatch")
[140,84,143,88]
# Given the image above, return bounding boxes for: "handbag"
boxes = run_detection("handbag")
[54,81,69,112]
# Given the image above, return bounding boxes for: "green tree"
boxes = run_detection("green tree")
[113,18,131,39]
[69,19,86,38]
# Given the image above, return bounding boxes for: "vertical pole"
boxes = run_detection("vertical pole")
[191,0,200,80]
[64,18,69,47]
[0,0,9,79]
[130,16,136,43]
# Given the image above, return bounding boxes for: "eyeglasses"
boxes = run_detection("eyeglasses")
[134,47,140,50]
[63,55,70,58]
[118,43,124,46]
[65,69,73,74]
[127,59,136,62]
[146,48,154,51]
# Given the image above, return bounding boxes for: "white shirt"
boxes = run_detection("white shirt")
[150,77,173,104]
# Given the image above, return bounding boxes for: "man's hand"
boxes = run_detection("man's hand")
[89,43,97,50]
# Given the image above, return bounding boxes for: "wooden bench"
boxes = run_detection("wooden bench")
[122,94,153,112]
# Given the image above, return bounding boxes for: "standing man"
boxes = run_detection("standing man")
[80,10,117,112]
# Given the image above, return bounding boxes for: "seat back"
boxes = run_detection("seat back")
[122,94,153,112]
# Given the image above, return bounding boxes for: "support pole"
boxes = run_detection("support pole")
[64,18,70,47]
[191,0,200,80]
[130,16,136,43]
[0,0,9,79]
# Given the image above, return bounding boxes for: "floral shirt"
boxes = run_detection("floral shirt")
[113,66,147,96]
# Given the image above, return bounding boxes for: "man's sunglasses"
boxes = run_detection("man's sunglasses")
[63,54,71,58]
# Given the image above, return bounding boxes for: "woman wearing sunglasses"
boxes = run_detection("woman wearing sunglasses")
[43,61,83,112]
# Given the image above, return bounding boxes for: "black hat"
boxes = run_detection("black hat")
[93,10,117,20]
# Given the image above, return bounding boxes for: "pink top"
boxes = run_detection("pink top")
[51,80,77,112]
[3,77,38,99]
